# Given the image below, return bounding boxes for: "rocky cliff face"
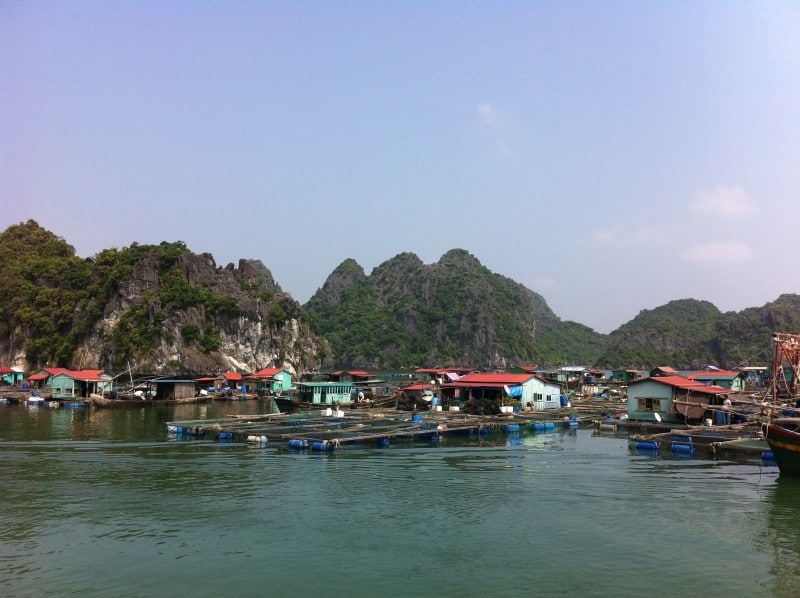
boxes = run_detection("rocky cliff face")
[73,253,325,376]
[0,221,326,376]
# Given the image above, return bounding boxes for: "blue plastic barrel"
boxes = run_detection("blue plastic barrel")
[560,395,569,407]
[411,414,423,422]
[635,441,660,450]
[506,423,520,432]
[672,443,695,453]
[544,422,555,430]
[377,437,390,447]
[288,438,308,448]
[762,451,775,460]
[311,441,332,451]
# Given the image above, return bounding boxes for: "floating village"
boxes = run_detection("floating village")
[3,332,800,474]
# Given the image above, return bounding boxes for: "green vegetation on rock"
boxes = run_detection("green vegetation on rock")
[1,221,798,372]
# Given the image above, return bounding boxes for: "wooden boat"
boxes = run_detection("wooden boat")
[88,392,207,407]
[89,392,156,407]
[763,418,800,476]
[273,396,316,413]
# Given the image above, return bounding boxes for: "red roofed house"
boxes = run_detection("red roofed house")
[245,367,293,394]
[627,375,731,424]
[330,370,372,383]
[441,371,561,411]
[216,371,243,390]
[28,368,113,399]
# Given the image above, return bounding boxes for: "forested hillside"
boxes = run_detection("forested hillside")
[1,221,798,373]
[304,249,608,368]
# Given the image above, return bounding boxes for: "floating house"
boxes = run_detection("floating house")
[735,366,770,389]
[246,367,293,394]
[627,375,730,424]
[687,368,746,392]
[329,370,373,383]
[148,379,197,401]
[0,366,24,386]
[216,371,243,390]
[415,368,467,383]
[441,372,562,411]
[295,381,355,405]
[610,369,644,383]
[28,368,113,399]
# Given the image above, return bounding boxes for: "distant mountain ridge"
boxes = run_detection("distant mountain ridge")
[305,248,613,368]
[1,220,798,372]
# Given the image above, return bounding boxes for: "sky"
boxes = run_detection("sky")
[2,2,799,334]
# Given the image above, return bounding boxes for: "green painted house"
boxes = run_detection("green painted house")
[28,368,113,399]
[296,382,354,405]
[0,366,24,385]
[247,367,293,394]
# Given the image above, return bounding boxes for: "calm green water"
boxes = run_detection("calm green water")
[1,401,798,597]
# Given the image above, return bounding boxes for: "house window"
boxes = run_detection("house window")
[637,398,661,411]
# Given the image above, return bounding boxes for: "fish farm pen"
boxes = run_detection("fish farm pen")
[629,421,772,463]
[165,409,600,450]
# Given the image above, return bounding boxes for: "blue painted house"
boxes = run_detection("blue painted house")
[627,375,731,424]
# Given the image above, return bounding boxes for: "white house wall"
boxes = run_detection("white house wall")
[524,379,561,411]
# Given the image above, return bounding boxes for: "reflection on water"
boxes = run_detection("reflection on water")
[0,402,798,596]
[765,477,800,597]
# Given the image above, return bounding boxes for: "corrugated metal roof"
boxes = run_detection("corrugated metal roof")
[253,367,287,377]
[331,370,371,377]
[632,375,729,395]
[457,372,534,384]
[688,370,742,380]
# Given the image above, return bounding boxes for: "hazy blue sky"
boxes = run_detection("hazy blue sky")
[2,2,799,334]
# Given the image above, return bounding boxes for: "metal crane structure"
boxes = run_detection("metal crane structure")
[770,332,800,400]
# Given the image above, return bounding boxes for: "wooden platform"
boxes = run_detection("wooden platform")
[165,408,596,449]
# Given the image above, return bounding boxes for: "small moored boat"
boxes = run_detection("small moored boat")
[763,419,800,476]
